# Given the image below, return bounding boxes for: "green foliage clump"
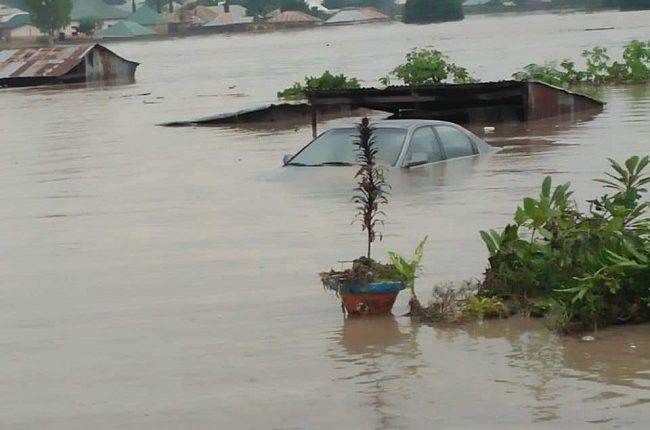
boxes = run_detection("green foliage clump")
[513,39,650,88]
[480,155,650,333]
[277,71,361,100]
[619,0,650,10]
[381,49,478,86]
[460,295,507,320]
[77,16,103,36]
[23,0,72,37]
[402,0,464,24]
[388,236,427,298]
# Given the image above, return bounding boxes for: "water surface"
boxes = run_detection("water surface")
[1,10,650,429]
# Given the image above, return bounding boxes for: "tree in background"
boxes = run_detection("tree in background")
[280,0,309,12]
[23,0,72,38]
[619,0,650,9]
[402,0,463,23]
[322,0,396,14]
[77,16,103,35]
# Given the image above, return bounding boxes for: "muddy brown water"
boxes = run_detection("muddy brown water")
[2,10,650,429]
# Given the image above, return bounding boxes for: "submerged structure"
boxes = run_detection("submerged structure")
[0,44,139,88]
[162,81,604,135]
[306,81,603,125]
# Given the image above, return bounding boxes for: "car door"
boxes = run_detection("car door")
[403,126,444,167]
[434,125,477,160]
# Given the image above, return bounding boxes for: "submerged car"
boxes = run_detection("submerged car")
[283,120,495,168]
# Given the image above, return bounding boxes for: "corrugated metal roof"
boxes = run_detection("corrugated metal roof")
[130,4,167,26]
[266,11,322,23]
[203,13,254,26]
[326,7,390,23]
[0,44,138,80]
[98,21,157,38]
[0,12,30,29]
[0,44,95,79]
[71,0,130,20]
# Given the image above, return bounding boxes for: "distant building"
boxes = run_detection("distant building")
[71,0,131,29]
[325,7,391,25]
[0,44,139,88]
[266,11,322,28]
[130,4,168,34]
[0,12,42,41]
[98,20,157,38]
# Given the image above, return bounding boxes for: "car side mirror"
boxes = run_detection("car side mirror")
[282,154,293,165]
[404,152,429,168]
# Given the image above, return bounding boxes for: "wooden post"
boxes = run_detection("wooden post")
[311,106,317,138]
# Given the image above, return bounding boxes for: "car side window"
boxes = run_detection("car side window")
[436,125,475,159]
[405,127,443,165]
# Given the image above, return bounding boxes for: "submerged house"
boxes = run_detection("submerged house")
[130,4,168,34]
[0,44,139,88]
[71,0,131,30]
[265,11,322,28]
[325,7,391,25]
[98,21,157,38]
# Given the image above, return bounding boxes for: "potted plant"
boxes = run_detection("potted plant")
[320,118,406,315]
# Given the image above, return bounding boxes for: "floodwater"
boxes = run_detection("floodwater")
[1,10,650,429]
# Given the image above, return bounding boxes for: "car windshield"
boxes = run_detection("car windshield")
[288,127,407,166]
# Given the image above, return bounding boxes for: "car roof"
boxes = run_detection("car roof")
[328,119,464,130]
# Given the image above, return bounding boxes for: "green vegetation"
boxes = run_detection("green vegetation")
[620,0,650,10]
[23,0,72,37]
[381,48,478,86]
[323,0,397,13]
[403,0,464,24]
[480,155,650,333]
[277,71,361,100]
[77,16,103,36]
[388,236,427,299]
[513,40,650,89]
[460,295,507,320]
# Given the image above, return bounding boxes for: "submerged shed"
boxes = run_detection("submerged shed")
[0,44,139,88]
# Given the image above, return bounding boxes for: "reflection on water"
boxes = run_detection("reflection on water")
[329,316,424,430]
[1,9,650,430]
[326,318,650,428]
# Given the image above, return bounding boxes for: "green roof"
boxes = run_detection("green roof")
[71,0,131,21]
[0,13,31,30]
[98,20,156,38]
[130,4,166,26]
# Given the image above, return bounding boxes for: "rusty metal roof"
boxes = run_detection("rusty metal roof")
[0,44,136,80]
[266,11,322,23]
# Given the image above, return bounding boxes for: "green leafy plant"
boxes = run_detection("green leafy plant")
[460,295,507,320]
[513,40,650,90]
[480,155,650,333]
[77,16,103,36]
[380,48,478,86]
[388,236,428,298]
[277,71,361,100]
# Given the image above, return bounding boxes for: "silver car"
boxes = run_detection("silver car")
[283,120,495,168]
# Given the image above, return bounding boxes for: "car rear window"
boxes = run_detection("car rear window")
[290,128,407,166]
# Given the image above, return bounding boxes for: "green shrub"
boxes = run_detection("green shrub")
[460,295,507,320]
[402,0,464,24]
[513,39,650,88]
[381,48,478,86]
[480,155,650,332]
[277,71,361,100]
